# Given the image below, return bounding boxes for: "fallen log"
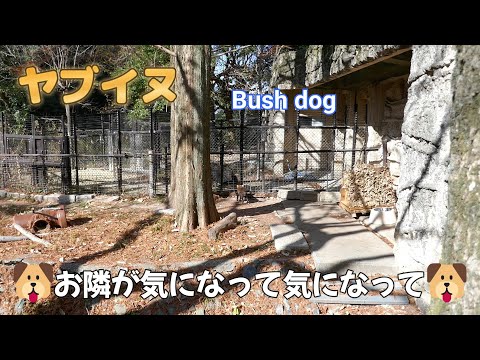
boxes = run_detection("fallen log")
[208,212,237,240]
[13,223,52,247]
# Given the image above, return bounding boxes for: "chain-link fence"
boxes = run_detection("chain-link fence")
[1,105,377,196]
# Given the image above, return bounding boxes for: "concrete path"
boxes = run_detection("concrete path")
[270,224,310,252]
[278,201,398,276]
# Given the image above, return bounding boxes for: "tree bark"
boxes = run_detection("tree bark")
[170,45,219,231]
[207,212,237,240]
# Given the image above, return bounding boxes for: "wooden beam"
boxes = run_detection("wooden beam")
[383,58,411,66]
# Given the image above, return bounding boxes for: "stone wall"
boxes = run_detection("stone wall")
[271,45,406,89]
[434,45,480,314]
[394,45,456,312]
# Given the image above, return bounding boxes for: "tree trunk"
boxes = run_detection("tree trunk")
[170,45,219,231]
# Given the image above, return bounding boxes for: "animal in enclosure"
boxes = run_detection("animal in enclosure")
[236,184,247,202]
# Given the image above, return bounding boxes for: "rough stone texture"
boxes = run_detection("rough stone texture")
[0,190,6,198]
[394,45,456,312]
[76,194,95,201]
[434,45,480,315]
[58,194,76,204]
[43,194,61,203]
[317,191,340,204]
[271,45,406,89]
[114,303,127,315]
[270,224,309,252]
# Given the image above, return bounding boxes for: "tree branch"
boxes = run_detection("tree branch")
[213,45,255,58]
[155,45,176,57]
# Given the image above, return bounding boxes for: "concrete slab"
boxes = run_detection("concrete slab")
[280,201,397,276]
[270,224,309,252]
[317,191,340,204]
[310,294,409,305]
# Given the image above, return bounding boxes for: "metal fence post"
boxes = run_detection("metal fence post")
[219,118,224,191]
[73,111,80,193]
[149,107,157,196]
[294,110,300,191]
[148,150,155,197]
[239,111,244,184]
[117,110,123,194]
[364,103,369,163]
[352,94,358,169]
[164,146,169,195]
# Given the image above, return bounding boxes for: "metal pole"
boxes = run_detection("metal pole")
[342,105,348,172]
[150,107,157,196]
[150,106,154,151]
[164,146,168,195]
[239,111,244,184]
[261,117,266,193]
[219,118,224,191]
[294,110,300,191]
[148,150,154,197]
[117,110,122,194]
[73,112,79,193]
[351,93,358,170]
[1,113,5,187]
[364,103,369,163]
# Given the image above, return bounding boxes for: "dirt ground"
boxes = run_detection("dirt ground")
[0,195,421,315]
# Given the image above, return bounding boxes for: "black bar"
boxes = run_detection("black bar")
[239,111,244,184]
[73,112,79,193]
[364,103,369,162]
[294,111,299,191]
[1,113,5,187]
[342,105,348,171]
[219,118,224,191]
[0,147,381,158]
[150,107,154,151]
[261,119,266,192]
[164,146,168,195]
[352,97,358,169]
[117,110,122,194]
[211,125,353,130]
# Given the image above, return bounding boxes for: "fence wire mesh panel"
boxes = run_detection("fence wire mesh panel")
[1,104,376,196]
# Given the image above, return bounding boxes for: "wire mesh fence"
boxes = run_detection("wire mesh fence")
[0,106,377,196]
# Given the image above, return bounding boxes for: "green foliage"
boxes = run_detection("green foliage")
[110,45,171,119]
[0,45,171,119]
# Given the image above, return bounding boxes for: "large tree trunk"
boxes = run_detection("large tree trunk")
[170,45,219,231]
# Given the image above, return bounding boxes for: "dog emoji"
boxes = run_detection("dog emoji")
[14,262,53,303]
[427,263,467,303]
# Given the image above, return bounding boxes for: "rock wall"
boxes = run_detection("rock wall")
[433,45,480,314]
[271,45,406,89]
[394,45,456,312]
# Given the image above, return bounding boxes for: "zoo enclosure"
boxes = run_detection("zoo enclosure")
[0,105,377,196]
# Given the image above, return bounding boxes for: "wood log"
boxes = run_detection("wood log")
[13,223,52,247]
[207,212,237,240]
[0,233,50,242]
